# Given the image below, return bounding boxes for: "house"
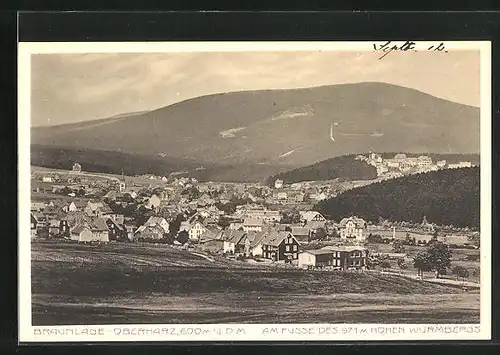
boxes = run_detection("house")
[179,221,206,242]
[58,219,71,238]
[137,216,170,234]
[229,222,244,230]
[70,219,109,242]
[134,225,164,240]
[70,225,93,242]
[124,224,136,240]
[145,194,162,211]
[67,201,79,212]
[48,219,61,236]
[321,245,368,270]
[31,181,54,194]
[198,234,225,254]
[290,226,311,244]
[298,249,340,269]
[244,208,281,223]
[436,160,447,168]
[274,179,284,189]
[300,211,327,223]
[338,216,367,242]
[222,230,247,254]
[105,218,127,241]
[310,192,327,201]
[42,176,53,183]
[242,217,263,232]
[84,201,104,217]
[417,155,433,169]
[239,231,266,257]
[261,231,300,263]
[30,213,38,237]
[31,201,46,212]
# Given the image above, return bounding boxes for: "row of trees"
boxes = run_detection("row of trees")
[369,241,477,281]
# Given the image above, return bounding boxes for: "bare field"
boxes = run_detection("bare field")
[31,241,480,325]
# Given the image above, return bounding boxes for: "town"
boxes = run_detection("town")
[356,152,474,179]
[30,153,479,281]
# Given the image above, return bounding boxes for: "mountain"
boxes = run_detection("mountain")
[314,167,480,228]
[268,153,480,184]
[32,82,479,171]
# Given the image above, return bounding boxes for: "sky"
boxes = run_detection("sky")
[30,50,480,127]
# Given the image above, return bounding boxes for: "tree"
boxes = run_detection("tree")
[425,242,452,278]
[217,216,231,229]
[169,214,183,235]
[413,252,431,278]
[280,209,301,224]
[392,240,405,253]
[311,227,328,241]
[413,242,452,279]
[380,260,392,271]
[162,232,175,245]
[176,230,189,244]
[452,266,469,281]
[365,255,380,270]
[397,258,408,273]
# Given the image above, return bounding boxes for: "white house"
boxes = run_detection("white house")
[243,217,263,232]
[274,179,284,189]
[222,230,246,254]
[68,201,78,212]
[338,216,367,242]
[179,221,207,241]
[146,194,162,211]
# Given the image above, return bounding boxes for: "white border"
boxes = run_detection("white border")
[18,41,492,342]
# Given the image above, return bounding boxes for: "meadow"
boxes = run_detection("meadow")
[31,241,480,325]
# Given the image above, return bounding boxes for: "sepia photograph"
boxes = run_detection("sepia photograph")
[18,41,491,342]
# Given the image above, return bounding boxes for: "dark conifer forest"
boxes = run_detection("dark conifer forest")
[314,167,479,228]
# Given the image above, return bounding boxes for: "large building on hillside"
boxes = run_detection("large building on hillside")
[338,216,367,242]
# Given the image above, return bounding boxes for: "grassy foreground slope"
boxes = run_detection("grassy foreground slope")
[32,242,479,325]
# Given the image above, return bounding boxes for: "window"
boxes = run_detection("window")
[293,253,297,259]
[286,245,290,252]
[293,245,297,251]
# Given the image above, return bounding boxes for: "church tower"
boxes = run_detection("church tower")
[119,169,126,193]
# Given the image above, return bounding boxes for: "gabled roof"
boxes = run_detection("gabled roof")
[322,245,367,252]
[261,231,296,247]
[145,216,167,226]
[339,216,366,228]
[91,217,109,232]
[223,230,247,244]
[303,249,335,256]
[71,224,90,235]
[48,219,61,227]
[290,226,310,236]
[243,217,263,226]
[300,211,325,222]
[245,231,267,247]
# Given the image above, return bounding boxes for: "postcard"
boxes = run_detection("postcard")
[18,41,491,342]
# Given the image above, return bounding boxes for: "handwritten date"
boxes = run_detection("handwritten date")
[373,41,448,59]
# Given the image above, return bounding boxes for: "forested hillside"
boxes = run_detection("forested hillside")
[314,167,480,228]
[268,155,378,184]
